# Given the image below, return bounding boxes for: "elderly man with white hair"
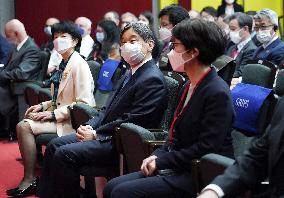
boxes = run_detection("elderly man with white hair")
[75,16,94,59]
[0,19,40,133]
[252,8,284,66]
[104,11,120,26]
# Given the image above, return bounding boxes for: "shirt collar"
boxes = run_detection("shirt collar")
[263,35,278,49]
[237,37,251,52]
[17,36,29,51]
[131,55,152,75]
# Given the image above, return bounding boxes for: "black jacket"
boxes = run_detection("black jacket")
[86,59,168,138]
[217,3,244,17]
[213,97,284,197]
[153,68,235,192]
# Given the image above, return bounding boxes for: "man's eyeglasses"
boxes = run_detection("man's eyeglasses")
[254,24,274,31]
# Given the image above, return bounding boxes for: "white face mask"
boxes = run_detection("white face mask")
[159,27,172,43]
[167,49,192,72]
[225,0,235,4]
[96,32,105,43]
[44,26,52,36]
[229,29,242,44]
[256,29,274,44]
[120,42,145,66]
[53,37,74,54]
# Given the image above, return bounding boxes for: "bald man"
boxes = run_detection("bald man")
[104,11,120,26]
[75,17,94,59]
[0,19,40,131]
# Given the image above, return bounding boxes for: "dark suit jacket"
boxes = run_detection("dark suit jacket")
[217,3,244,17]
[226,40,257,77]
[251,33,262,47]
[0,37,40,114]
[85,59,168,139]
[153,68,235,193]
[212,97,284,197]
[0,37,40,83]
[253,38,284,66]
[0,35,12,65]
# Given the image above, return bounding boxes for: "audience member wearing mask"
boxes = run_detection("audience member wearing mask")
[6,21,96,197]
[75,17,95,60]
[0,19,40,134]
[121,12,138,29]
[217,0,244,17]
[227,12,256,80]
[0,34,11,66]
[104,11,120,26]
[253,9,284,66]
[158,4,190,70]
[104,18,234,198]
[216,15,235,53]
[201,6,217,22]
[139,11,162,63]
[246,10,262,47]
[38,22,168,198]
[92,20,120,64]
[41,17,60,51]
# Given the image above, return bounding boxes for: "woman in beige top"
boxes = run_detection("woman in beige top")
[6,21,96,197]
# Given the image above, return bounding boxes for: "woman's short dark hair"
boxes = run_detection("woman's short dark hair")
[158,4,190,26]
[140,11,154,26]
[172,18,226,65]
[51,21,82,52]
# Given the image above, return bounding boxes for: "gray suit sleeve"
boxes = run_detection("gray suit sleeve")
[0,46,40,81]
[212,130,269,197]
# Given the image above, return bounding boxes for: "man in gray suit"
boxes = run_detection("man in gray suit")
[227,12,257,79]
[0,19,40,131]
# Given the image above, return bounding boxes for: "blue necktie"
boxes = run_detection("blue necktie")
[122,71,132,88]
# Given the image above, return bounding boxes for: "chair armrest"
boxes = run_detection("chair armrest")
[70,103,98,129]
[145,140,166,154]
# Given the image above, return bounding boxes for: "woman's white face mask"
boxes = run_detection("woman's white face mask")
[53,34,76,54]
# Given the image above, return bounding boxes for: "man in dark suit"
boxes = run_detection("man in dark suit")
[198,96,284,198]
[38,22,168,198]
[252,9,284,66]
[227,12,257,78]
[0,34,11,65]
[0,19,40,130]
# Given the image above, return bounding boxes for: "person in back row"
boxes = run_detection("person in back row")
[227,12,256,83]
[104,18,235,198]
[6,21,96,197]
[75,16,95,60]
[158,4,190,70]
[38,22,168,198]
[253,8,284,66]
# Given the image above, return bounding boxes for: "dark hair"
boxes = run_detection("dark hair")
[221,0,238,5]
[172,18,226,65]
[51,20,82,51]
[245,10,257,17]
[96,20,120,61]
[229,12,253,33]
[158,4,190,26]
[201,6,217,17]
[121,22,154,42]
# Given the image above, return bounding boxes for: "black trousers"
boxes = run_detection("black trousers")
[104,171,193,198]
[38,133,116,198]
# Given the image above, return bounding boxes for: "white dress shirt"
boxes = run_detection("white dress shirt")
[17,36,29,51]
[80,34,94,59]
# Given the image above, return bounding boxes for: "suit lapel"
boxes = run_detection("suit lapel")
[56,53,74,98]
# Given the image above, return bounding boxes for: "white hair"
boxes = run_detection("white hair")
[254,8,278,27]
